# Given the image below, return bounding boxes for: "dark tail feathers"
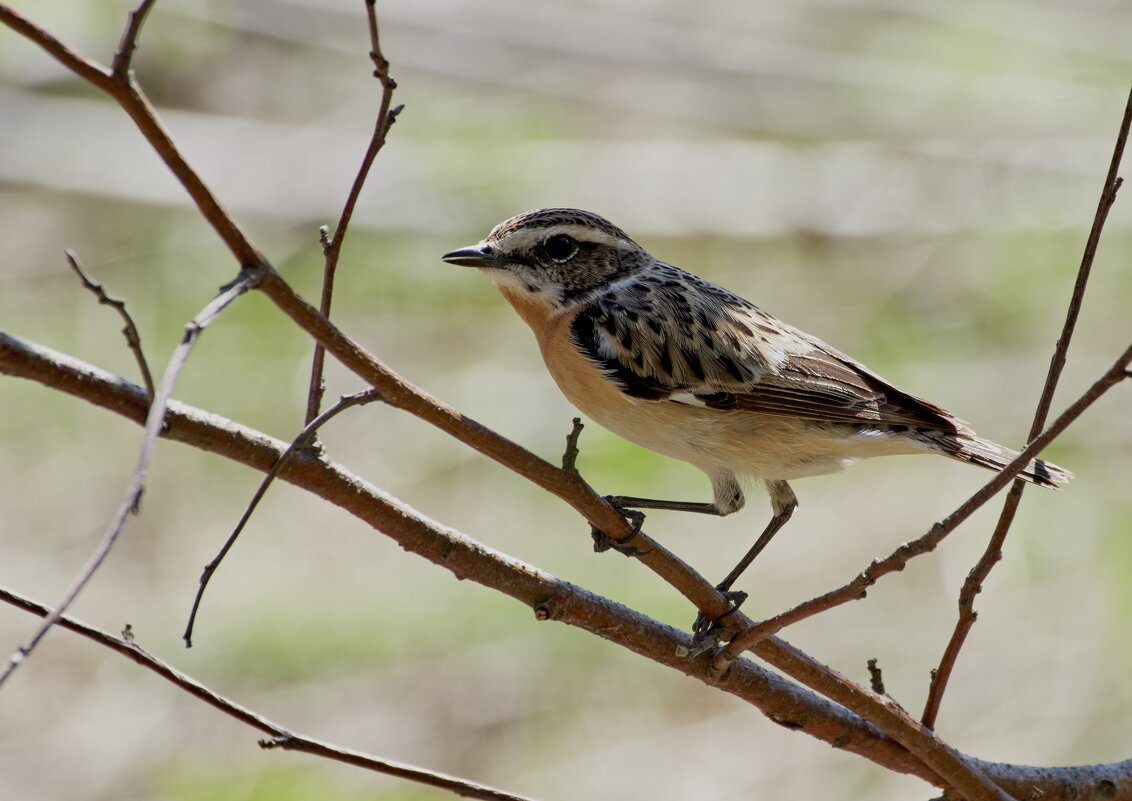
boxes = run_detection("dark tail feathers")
[916,431,1072,488]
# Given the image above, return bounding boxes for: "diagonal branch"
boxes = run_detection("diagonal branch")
[0,3,264,269]
[920,84,1132,730]
[0,274,255,690]
[0,585,539,801]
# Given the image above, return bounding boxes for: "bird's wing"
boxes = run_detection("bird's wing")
[571,268,959,431]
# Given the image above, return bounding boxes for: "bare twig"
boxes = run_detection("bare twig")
[0,273,255,690]
[304,0,401,425]
[65,249,155,399]
[715,343,1132,667]
[110,0,158,77]
[0,585,539,801]
[919,85,1132,730]
[561,417,584,475]
[867,659,886,696]
[184,389,383,647]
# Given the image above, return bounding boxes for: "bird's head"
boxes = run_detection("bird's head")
[443,208,650,307]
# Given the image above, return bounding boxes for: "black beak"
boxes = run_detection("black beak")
[442,243,499,268]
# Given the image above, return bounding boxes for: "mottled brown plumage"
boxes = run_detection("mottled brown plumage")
[444,208,1071,597]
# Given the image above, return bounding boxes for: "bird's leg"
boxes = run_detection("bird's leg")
[604,495,721,515]
[592,495,720,557]
[693,480,798,638]
[716,480,798,593]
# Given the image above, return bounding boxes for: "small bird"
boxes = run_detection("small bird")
[443,208,1071,596]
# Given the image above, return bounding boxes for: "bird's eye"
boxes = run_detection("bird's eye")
[542,234,577,262]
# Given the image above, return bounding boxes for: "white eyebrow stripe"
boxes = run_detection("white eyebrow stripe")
[497,225,627,252]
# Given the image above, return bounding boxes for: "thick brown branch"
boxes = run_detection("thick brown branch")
[0,586,538,801]
[0,331,925,781]
[921,84,1132,730]
[7,333,1132,799]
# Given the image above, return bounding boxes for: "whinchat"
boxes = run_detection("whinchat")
[444,208,1071,595]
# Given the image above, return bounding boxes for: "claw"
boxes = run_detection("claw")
[590,502,649,557]
[692,589,748,639]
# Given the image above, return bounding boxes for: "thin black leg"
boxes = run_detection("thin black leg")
[605,495,721,515]
[693,480,798,638]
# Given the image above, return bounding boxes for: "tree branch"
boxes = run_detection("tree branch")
[0,330,926,781]
[3,333,1132,800]
[0,274,254,689]
[0,2,265,269]
[0,585,539,801]
[110,0,158,78]
[65,248,155,399]
[184,389,383,647]
[921,84,1132,729]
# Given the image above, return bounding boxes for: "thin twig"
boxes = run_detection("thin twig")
[0,585,539,801]
[0,272,255,690]
[867,659,886,696]
[110,0,158,77]
[304,0,400,425]
[920,85,1132,731]
[714,343,1132,669]
[184,389,383,647]
[65,249,155,399]
[561,417,584,475]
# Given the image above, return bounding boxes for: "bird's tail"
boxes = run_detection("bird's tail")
[915,431,1073,488]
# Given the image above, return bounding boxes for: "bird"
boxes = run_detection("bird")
[442,208,1071,603]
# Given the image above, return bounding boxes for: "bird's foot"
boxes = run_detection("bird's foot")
[692,589,748,641]
[590,501,648,557]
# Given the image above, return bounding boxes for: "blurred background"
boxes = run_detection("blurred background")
[1,1,1130,799]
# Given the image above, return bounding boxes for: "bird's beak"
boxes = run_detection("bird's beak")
[442,243,500,268]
